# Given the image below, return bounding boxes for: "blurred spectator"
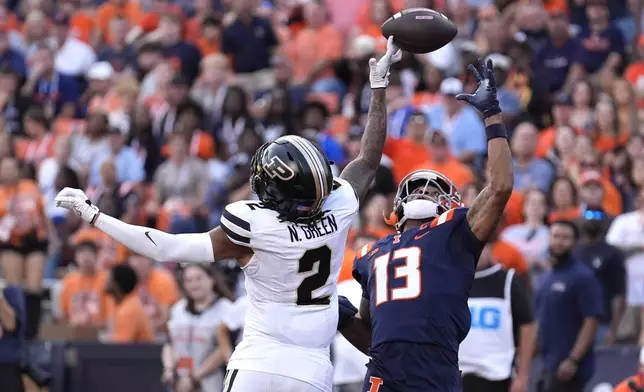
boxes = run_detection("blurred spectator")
[38,136,80,223]
[105,263,154,343]
[191,53,230,129]
[383,110,430,184]
[460,243,535,392]
[548,176,579,222]
[21,44,80,119]
[96,0,142,46]
[287,1,343,95]
[153,73,191,140]
[163,264,232,392]
[83,61,116,116]
[425,77,486,164]
[606,187,644,343]
[17,106,54,167]
[299,101,345,165]
[0,283,25,392]
[157,12,201,85]
[412,129,475,191]
[221,0,278,91]
[536,221,602,392]
[88,159,139,223]
[537,7,584,94]
[501,189,550,286]
[128,254,180,335]
[214,85,260,157]
[195,17,222,58]
[511,122,555,192]
[0,26,26,77]
[59,241,112,327]
[52,15,96,78]
[149,133,208,233]
[574,217,626,345]
[577,0,625,76]
[90,127,144,187]
[72,112,110,178]
[96,17,136,72]
[0,65,31,136]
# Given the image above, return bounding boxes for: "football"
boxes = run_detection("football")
[381,8,457,54]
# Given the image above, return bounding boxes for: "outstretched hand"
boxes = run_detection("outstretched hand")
[456,58,501,119]
[369,36,403,89]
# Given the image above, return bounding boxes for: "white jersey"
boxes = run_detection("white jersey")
[220,177,359,392]
[167,298,233,392]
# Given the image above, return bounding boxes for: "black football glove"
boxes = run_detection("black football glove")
[456,58,501,119]
[338,295,358,331]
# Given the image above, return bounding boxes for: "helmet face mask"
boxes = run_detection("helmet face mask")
[250,136,333,223]
[388,170,462,231]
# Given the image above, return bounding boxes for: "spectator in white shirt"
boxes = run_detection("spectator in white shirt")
[52,15,96,77]
[606,187,644,343]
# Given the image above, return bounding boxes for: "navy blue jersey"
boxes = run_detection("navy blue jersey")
[353,207,484,392]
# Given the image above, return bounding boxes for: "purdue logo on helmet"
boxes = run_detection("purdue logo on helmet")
[263,156,296,181]
[250,135,333,223]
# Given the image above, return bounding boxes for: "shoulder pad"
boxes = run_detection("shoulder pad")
[430,207,469,228]
[220,201,255,247]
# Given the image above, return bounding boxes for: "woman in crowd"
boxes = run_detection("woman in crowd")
[163,264,233,392]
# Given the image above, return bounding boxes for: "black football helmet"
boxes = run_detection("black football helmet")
[250,135,334,223]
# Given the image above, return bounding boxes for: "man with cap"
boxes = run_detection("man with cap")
[576,170,614,234]
[425,77,486,164]
[613,347,644,391]
[536,220,603,392]
[411,128,475,191]
[537,5,585,93]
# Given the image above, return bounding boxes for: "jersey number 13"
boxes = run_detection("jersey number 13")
[374,247,422,306]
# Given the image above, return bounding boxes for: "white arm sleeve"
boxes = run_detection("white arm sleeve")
[94,213,215,263]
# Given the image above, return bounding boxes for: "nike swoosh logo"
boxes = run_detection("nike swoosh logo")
[414,231,431,240]
[145,231,158,247]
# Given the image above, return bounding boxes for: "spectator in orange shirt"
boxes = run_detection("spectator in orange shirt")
[128,254,180,334]
[195,17,221,57]
[96,0,142,45]
[288,1,343,91]
[161,100,216,160]
[411,129,475,191]
[59,241,113,327]
[16,107,55,168]
[106,263,154,343]
[383,110,431,184]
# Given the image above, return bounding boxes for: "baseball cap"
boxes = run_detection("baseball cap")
[87,61,114,80]
[440,78,463,96]
[580,170,603,187]
[486,53,511,71]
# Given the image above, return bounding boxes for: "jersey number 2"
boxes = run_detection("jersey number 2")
[297,245,331,306]
[374,247,422,306]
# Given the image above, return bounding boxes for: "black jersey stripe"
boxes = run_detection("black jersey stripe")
[220,221,250,245]
[223,209,250,232]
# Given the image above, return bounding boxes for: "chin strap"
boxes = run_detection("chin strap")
[396,199,440,231]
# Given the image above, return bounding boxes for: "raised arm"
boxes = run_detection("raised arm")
[456,59,514,242]
[340,37,401,200]
[55,188,251,263]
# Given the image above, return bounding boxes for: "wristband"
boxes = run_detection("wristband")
[485,123,508,141]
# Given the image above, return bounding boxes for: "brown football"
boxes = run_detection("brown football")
[381,8,457,54]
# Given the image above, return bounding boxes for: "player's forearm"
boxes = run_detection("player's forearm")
[339,317,372,355]
[516,322,536,380]
[94,213,214,263]
[340,89,387,200]
[483,115,514,195]
[569,317,599,361]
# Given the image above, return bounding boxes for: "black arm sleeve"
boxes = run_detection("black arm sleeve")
[511,273,534,328]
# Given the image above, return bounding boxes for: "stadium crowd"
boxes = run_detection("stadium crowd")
[0,0,642,390]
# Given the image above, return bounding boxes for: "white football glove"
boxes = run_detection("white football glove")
[55,187,100,224]
[369,36,403,89]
